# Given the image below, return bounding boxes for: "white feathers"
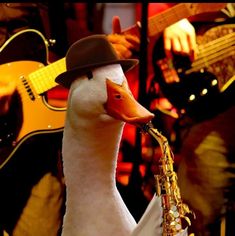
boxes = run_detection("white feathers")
[61,64,188,236]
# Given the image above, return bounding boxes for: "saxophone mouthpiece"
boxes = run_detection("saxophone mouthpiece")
[141,121,154,132]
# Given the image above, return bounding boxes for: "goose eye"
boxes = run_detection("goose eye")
[87,71,93,80]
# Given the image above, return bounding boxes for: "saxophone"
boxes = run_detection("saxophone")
[142,122,194,236]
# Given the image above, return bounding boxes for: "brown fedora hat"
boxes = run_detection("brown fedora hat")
[55,34,139,88]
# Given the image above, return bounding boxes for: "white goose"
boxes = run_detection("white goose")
[55,35,187,236]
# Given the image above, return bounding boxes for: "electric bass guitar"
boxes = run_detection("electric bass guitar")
[0,3,227,169]
[153,23,235,118]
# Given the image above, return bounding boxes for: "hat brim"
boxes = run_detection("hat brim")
[55,58,138,89]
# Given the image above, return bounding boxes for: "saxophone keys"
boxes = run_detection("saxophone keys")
[168,220,182,231]
[175,223,182,231]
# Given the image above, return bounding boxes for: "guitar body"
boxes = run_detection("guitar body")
[0,29,48,65]
[0,30,66,169]
[152,24,235,118]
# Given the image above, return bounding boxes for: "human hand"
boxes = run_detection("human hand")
[163,18,197,61]
[0,80,16,116]
[107,16,140,59]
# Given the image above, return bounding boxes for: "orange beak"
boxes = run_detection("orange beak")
[105,79,154,126]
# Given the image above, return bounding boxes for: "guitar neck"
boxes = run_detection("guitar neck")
[29,58,66,94]
[123,3,226,37]
[148,3,196,37]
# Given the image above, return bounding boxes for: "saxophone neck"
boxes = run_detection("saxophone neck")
[142,122,169,152]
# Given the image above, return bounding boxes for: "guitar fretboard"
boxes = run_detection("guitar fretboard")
[29,58,66,94]
[148,3,194,37]
[123,3,226,37]
[123,3,194,38]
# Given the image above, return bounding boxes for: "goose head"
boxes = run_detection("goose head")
[66,63,154,131]
[55,34,154,137]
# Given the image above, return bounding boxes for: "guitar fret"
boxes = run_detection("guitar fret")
[29,58,66,94]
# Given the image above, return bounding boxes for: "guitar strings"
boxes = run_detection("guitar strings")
[193,35,234,66]
[196,32,235,58]
[185,32,235,73]
[186,46,235,74]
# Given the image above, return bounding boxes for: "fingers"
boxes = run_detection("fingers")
[0,80,16,115]
[107,33,140,59]
[173,31,190,54]
[107,34,133,59]
[107,34,134,49]
[125,34,140,51]
[0,80,16,97]
[164,36,173,59]
[112,44,133,59]
[163,19,197,61]
[187,28,197,61]
[109,15,141,59]
[112,16,122,34]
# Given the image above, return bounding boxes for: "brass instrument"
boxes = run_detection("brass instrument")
[142,122,194,236]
